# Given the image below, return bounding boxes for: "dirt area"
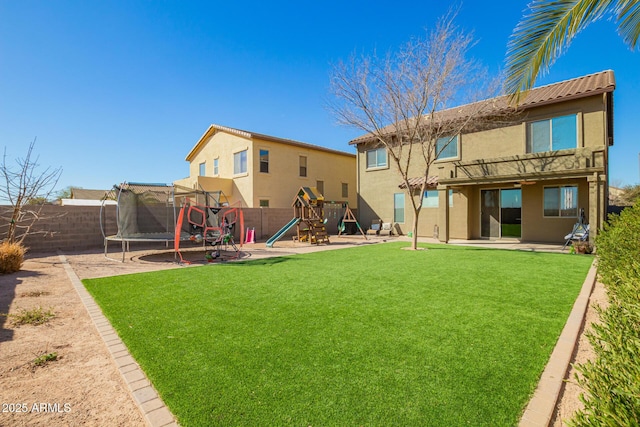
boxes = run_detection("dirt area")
[0,253,147,426]
[0,239,605,426]
[551,279,607,426]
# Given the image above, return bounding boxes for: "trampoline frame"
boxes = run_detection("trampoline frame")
[100,182,226,262]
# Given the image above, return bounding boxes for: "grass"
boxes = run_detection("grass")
[84,242,593,426]
[501,223,522,238]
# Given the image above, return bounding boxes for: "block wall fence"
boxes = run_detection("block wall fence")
[1,205,356,254]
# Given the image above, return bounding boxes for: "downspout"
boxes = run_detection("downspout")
[356,146,361,219]
[603,91,614,220]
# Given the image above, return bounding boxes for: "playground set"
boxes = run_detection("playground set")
[266,187,366,248]
[102,182,368,259]
[337,204,367,239]
[266,187,328,248]
[101,182,245,263]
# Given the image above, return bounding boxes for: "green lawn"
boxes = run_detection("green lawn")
[84,243,593,426]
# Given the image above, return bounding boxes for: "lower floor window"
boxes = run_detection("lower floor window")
[422,190,438,208]
[259,199,269,208]
[422,189,454,208]
[544,185,578,217]
[394,193,405,223]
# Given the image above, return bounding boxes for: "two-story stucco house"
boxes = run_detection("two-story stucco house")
[175,124,357,208]
[351,70,615,244]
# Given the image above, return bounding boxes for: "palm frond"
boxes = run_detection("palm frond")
[505,0,613,103]
[615,0,640,48]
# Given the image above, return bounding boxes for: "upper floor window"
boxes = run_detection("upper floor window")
[299,156,307,177]
[198,161,206,176]
[342,183,349,198]
[366,147,387,169]
[234,150,247,175]
[213,158,219,176]
[544,185,578,217]
[260,149,269,173]
[436,135,458,160]
[528,114,577,153]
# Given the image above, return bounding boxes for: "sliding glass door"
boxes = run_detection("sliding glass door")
[481,189,522,239]
[500,189,522,238]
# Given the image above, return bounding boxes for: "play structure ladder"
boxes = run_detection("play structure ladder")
[306,219,330,245]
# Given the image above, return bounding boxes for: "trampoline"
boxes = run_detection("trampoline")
[101,182,229,262]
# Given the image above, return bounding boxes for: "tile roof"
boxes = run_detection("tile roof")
[350,70,615,145]
[398,175,439,189]
[515,69,615,108]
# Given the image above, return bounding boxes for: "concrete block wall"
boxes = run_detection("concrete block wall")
[250,208,297,240]
[2,205,333,254]
[0,205,117,254]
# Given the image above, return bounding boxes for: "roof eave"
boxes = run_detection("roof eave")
[349,70,616,146]
[517,85,615,111]
[185,125,216,162]
[186,124,356,160]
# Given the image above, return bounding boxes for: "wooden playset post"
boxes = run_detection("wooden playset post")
[291,187,330,245]
[337,204,367,239]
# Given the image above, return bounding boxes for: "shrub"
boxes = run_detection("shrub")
[9,306,55,326]
[33,352,58,367]
[571,240,594,254]
[569,203,640,426]
[0,241,26,274]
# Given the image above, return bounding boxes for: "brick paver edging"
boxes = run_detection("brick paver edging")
[57,252,179,427]
[519,259,598,427]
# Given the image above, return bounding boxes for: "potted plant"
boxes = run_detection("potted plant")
[572,240,594,254]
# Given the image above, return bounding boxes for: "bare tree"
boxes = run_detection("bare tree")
[0,139,62,244]
[619,184,640,206]
[329,14,504,250]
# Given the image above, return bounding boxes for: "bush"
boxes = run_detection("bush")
[0,241,25,274]
[571,240,594,254]
[9,306,55,326]
[569,203,640,426]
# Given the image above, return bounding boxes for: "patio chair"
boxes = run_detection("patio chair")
[562,213,590,251]
[367,219,382,235]
[379,222,394,236]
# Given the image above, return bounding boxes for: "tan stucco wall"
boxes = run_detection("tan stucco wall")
[355,159,468,237]
[356,93,611,243]
[177,131,253,206]
[178,129,356,208]
[434,96,609,184]
[251,137,356,208]
[518,179,590,242]
[457,96,606,163]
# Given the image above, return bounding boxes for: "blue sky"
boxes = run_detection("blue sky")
[1,1,638,192]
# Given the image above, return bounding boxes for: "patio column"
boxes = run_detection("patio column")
[438,185,450,243]
[587,172,606,242]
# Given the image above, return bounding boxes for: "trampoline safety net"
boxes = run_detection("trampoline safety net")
[101,182,228,261]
